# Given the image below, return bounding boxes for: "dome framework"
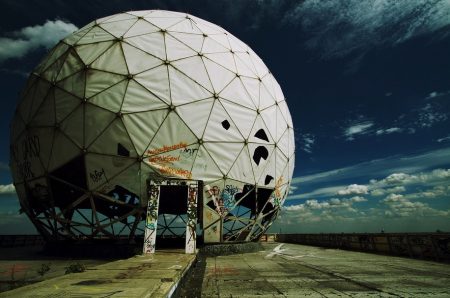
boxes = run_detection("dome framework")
[10,10,295,250]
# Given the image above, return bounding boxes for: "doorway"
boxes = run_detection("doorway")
[143,179,199,254]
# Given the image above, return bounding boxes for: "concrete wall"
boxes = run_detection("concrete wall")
[276,233,450,262]
[0,235,45,247]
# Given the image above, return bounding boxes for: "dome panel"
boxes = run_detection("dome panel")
[203,58,236,93]
[57,49,86,81]
[228,146,255,183]
[56,71,85,98]
[48,131,81,172]
[99,19,137,38]
[122,43,162,74]
[165,33,198,61]
[122,109,168,156]
[84,104,117,147]
[220,99,257,140]
[124,32,166,60]
[123,19,160,38]
[167,19,203,34]
[90,42,129,74]
[88,118,137,158]
[168,66,211,105]
[85,70,125,98]
[122,80,168,112]
[75,41,114,66]
[171,56,213,92]
[134,65,171,105]
[89,79,128,113]
[169,32,204,53]
[203,100,244,142]
[175,98,214,139]
[77,26,115,45]
[203,142,244,177]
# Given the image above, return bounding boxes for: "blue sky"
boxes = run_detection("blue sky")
[0,0,449,234]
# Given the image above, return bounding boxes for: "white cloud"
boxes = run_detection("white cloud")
[0,20,78,62]
[284,0,450,59]
[376,127,403,135]
[382,193,405,203]
[437,135,450,143]
[417,103,448,128]
[299,133,315,154]
[426,90,450,100]
[0,184,16,195]
[337,184,368,195]
[287,185,345,200]
[344,121,374,140]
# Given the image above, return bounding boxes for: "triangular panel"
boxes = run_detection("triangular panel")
[90,42,128,74]
[89,79,128,113]
[228,146,255,184]
[75,41,114,66]
[190,145,222,181]
[123,19,160,38]
[122,43,162,74]
[77,26,115,45]
[122,109,168,156]
[134,65,171,105]
[203,58,235,93]
[85,70,125,98]
[126,32,166,60]
[175,98,214,139]
[84,105,119,148]
[88,118,137,157]
[165,34,197,61]
[168,66,211,105]
[169,32,204,52]
[203,100,244,142]
[99,19,137,38]
[220,100,257,140]
[171,56,213,92]
[203,142,244,177]
[60,105,84,148]
[122,80,168,112]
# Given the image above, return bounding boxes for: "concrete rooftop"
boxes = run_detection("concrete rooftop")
[1,242,450,297]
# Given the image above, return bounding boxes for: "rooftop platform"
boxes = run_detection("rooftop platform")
[1,242,450,297]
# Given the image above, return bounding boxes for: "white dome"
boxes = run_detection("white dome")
[10,10,295,242]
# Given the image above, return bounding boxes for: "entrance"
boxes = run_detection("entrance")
[143,179,198,254]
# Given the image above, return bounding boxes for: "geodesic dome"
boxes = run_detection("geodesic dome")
[10,10,295,243]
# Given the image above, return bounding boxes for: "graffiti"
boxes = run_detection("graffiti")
[186,183,198,254]
[271,176,285,207]
[21,135,40,160]
[158,165,192,179]
[180,147,199,159]
[12,135,42,179]
[17,160,34,179]
[89,168,106,183]
[143,184,160,254]
[221,184,240,210]
[145,222,156,230]
[147,142,187,155]
[148,155,180,164]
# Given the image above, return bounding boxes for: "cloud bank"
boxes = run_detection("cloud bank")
[0,20,78,63]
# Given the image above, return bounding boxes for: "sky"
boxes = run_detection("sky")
[0,0,449,234]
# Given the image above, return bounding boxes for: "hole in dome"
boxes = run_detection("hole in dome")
[221,120,230,130]
[254,129,269,142]
[264,175,274,185]
[117,143,130,157]
[252,146,268,165]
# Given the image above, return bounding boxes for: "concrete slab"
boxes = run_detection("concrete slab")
[0,249,196,298]
[180,242,450,297]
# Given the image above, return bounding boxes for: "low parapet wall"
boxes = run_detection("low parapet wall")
[277,233,450,262]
